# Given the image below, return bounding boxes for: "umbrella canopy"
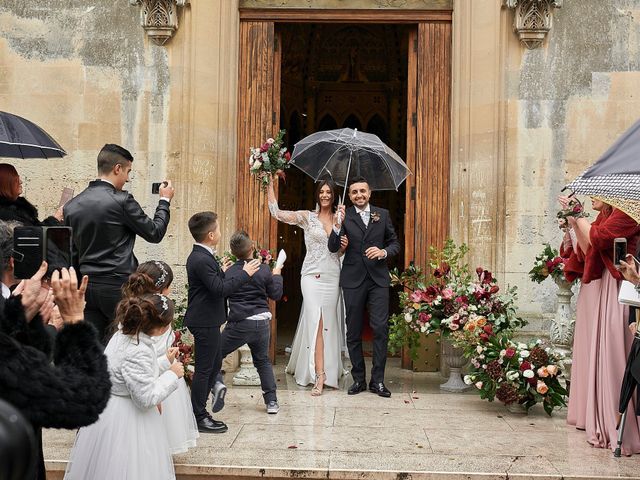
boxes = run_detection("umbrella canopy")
[289,128,410,192]
[0,111,66,159]
[564,118,640,202]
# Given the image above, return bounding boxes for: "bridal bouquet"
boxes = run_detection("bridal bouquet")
[248,130,291,189]
[463,334,567,415]
[389,240,525,359]
[172,328,195,386]
[529,244,566,283]
[557,197,588,231]
[219,246,276,269]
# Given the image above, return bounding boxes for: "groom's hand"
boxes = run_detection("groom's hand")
[365,247,387,260]
[334,205,346,228]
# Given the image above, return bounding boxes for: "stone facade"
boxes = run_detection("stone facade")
[2,0,640,338]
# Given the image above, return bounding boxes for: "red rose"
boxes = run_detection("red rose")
[173,330,181,342]
[476,267,484,276]
[479,333,490,342]
[489,285,500,294]
[505,347,516,358]
[519,361,532,372]
[284,151,291,161]
[483,325,493,334]
[418,312,430,324]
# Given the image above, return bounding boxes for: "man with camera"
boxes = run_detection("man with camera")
[64,144,174,343]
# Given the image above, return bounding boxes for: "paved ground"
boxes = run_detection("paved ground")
[44,357,640,479]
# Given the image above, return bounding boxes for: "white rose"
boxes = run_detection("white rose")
[475,381,483,389]
[404,313,412,323]
[520,350,530,358]
[464,375,473,385]
[478,354,485,360]
[482,364,487,369]
[420,325,428,333]
[523,369,535,378]
[187,365,195,373]
[476,345,484,354]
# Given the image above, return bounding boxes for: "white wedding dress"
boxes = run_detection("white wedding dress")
[65,330,178,480]
[269,200,346,388]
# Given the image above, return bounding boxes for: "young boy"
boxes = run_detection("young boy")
[218,230,283,414]
[184,212,260,433]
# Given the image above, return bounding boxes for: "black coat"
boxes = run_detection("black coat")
[64,180,170,278]
[0,196,59,226]
[226,261,283,323]
[0,297,111,480]
[184,245,250,328]
[328,205,400,288]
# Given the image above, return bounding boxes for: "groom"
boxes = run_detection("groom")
[328,176,400,397]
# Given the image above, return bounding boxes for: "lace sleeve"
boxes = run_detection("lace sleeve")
[268,200,309,229]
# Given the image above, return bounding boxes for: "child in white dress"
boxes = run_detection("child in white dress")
[65,294,183,480]
[122,261,199,454]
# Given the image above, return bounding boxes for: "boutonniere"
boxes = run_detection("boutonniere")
[370,212,381,223]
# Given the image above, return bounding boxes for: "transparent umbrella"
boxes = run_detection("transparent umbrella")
[289,128,411,202]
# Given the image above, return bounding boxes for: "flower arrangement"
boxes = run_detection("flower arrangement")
[389,240,526,359]
[171,328,195,386]
[463,334,567,415]
[248,130,291,189]
[219,246,276,269]
[529,244,566,284]
[557,197,588,231]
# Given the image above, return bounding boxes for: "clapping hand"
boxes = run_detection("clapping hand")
[51,267,89,324]
[13,261,50,323]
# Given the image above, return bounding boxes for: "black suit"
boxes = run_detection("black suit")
[64,180,170,342]
[328,205,400,384]
[184,245,250,420]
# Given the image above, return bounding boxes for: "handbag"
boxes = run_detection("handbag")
[618,280,640,307]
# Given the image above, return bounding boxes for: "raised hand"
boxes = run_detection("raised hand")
[159,180,175,200]
[51,267,89,324]
[13,261,49,323]
[242,259,261,277]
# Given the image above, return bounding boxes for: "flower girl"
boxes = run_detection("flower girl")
[65,294,183,480]
[122,261,199,454]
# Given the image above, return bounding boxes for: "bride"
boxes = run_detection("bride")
[267,178,347,395]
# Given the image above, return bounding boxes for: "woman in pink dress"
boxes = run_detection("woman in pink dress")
[560,196,640,454]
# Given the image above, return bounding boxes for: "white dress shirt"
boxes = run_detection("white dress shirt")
[194,243,216,257]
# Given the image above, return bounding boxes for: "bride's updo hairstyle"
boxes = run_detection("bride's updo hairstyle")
[122,261,174,297]
[314,179,338,213]
[116,294,175,341]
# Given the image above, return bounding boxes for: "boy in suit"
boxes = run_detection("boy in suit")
[185,212,260,433]
[217,230,283,414]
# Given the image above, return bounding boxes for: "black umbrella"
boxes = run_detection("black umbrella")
[615,332,640,457]
[0,111,66,159]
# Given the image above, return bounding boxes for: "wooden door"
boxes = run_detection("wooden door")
[404,21,452,371]
[236,21,281,362]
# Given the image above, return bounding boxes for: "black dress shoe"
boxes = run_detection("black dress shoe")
[348,381,367,395]
[197,416,228,433]
[369,382,391,398]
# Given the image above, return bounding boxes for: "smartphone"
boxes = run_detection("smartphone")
[58,187,74,208]
[151,182,167,194]
[614,237,627,266]
[13,226,73,279]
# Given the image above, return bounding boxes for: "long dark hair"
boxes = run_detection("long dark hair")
[314,179,338,213]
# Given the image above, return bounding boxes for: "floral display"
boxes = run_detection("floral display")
[389,240,526,359]
[463,334,567,415]
[248,129,291,189]
[219,247,276,269]
[171,328,195,386]
[529,244,566,283]
[557,196,588,231]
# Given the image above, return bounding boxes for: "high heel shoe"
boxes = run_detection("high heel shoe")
[311,372,326,396]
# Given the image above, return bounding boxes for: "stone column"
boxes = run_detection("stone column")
[550,278,575,380]
[232,344,262,386]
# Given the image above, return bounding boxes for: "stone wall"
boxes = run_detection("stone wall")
[502,0,640,330]
[0,0,241,293]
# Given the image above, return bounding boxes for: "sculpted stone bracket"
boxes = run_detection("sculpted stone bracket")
[503,0,562,49]
[130,0,189,46]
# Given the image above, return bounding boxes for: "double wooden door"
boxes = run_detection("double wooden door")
[236,13,451,369]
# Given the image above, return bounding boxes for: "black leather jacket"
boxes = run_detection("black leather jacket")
[63,181,170,279]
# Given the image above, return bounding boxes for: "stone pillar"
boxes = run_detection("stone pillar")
[232,344,262,386]
[550,278,575,380]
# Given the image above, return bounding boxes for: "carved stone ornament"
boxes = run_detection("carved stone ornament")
[503,0,563,49]
[130,0,189,46]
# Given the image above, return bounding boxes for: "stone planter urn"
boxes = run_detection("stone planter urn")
[550,277,575,381]
[440,338,471,392]
[232,344,261,386]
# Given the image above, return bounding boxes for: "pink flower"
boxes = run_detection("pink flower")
[418,312,430,324]
[537,366,549,378]
[449,323,459,331]
[505,348,516,358]
[536,380,549,394]
[546,365,558,376]
[266,138,275,144]
[442,288,454,300]
[409,291,423,303]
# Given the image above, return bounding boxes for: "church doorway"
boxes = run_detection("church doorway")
[274,24,410,353]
